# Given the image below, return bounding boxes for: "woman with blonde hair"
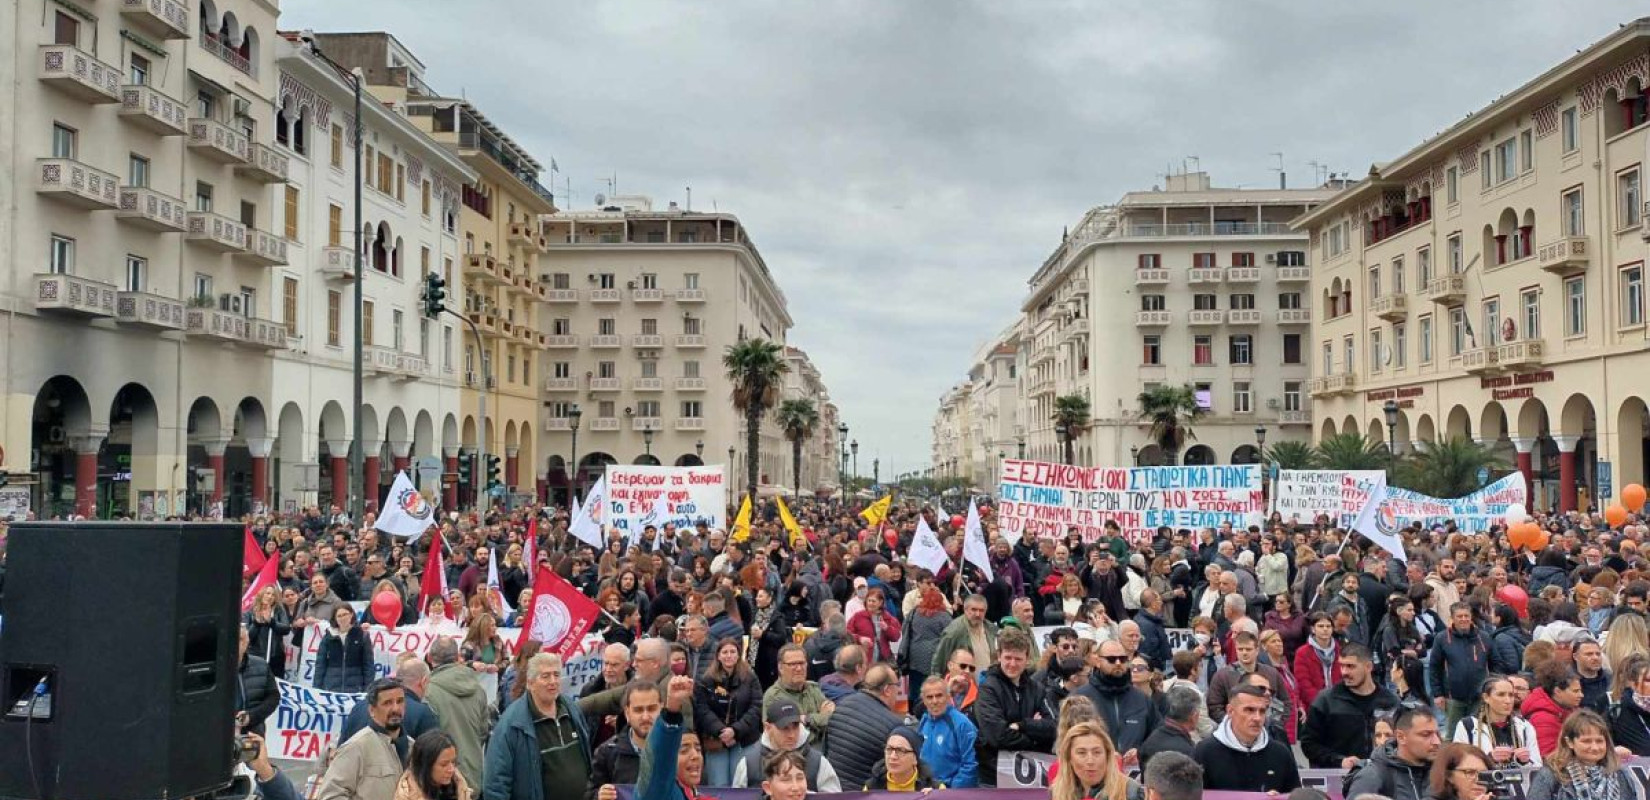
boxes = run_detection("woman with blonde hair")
[1603,612,1649,676]
[1050,720,1142,800]
[1525,710,1632,800]
[459,612,504,676]
[243,585,291,679]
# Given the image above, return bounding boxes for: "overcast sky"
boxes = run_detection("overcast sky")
[288,0,1644,476]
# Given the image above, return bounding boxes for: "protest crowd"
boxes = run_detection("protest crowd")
[17,464,1650,800]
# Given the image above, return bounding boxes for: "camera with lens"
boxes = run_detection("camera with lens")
[1478,769,1524,798]
[235,734,260,763]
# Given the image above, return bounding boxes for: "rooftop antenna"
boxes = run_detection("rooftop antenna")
[598,176,615,202]
[1270,152,1285,189]
[1186,155,1201,174]
[685,186,691,212]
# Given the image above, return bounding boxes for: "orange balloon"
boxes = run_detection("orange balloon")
[1532,530,1551,551]
[1625,484,1647,513]
[1507,522,1530,549]
[1606,504,1629,528]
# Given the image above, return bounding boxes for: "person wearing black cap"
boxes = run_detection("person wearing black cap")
[863,727,943,791]
[730,698,842,791]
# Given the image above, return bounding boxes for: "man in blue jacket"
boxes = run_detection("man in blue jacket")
[1427,602,1491,737]
[1135,589,1174,670]
[916,676,978,787]
[484,652,593,800]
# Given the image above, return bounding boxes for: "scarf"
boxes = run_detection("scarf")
[1634,691,1650,713]
[1211,715,1270,753]
[747,604,777,667]
[1565,765,1622,800]
[1309,639,1337,686]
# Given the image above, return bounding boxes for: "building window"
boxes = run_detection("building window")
[1276,251,1306,267]
[392,309,404,350]
[421,181,432,216]
[684,360,700,378]
[641,318,658,335]
[48,235,73,274]
[1139,254,1162,269]
[1419,315,1434,363]
[506,355,516,383]
[1482,298,1501,345]
[327,290,341,346]
[1194,382,1213,410]
[1391,256,1405,295]
[1418,247,1432,285]
[1283,382,1302,412]
[683,317,701,335]
[1321,342,1333,374]
[1369,329,1383,372]
[554,361,571,378]
[1193,294,1218,311]
[195,182,213,212]
[53,10,78,45]
[1233,382,1252,413]
[1521,289,1540,340]
[1229,335,1252,364]
[1193,335,1213,365]
[194,273,212,300]
[328,204,342,246]
[598,273,616,289]
[1342,336,1354,373]
[640,360,658,378]
[1481,151,1493,189]
[128,154,150,188]
[1446,166,1459,204]
[443,326,453,371]
[1566,277,1586,336]
[1448,235,1463,274]
[1621,265,1644,327]
[1368,266,1381,298]
[395,164,406,202]
[129,53,150,85]
[598,318,616,336]
[685,273,700,289]
[1282,333,1302,364]
[1519,129,1534,173]
[637,400,660,417]
[1562,107,1580,153]
[1141,294,1166,311]
[1393,323,1407,368]
[419,319,430,358]
[330,124,343,168]
[1143,335,1161,364]
[284,186,300,241]
[640,273,658,289]
[1192,252,1216,268]
[361,301,375,347]
[1563,188,1584,236]
[282,277,299,336]
[51,124,76,159]
[552,272,571,289]
[681,400,703,418]
[125,255,146,292]
[1230,293,1255,310]
[1620,169,1641,229]
[1449,308,1466,356]
[552,318,571,335]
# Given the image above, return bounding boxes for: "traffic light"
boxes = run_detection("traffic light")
[422,272,446,318]
[457,453,473,484]
[486,455,502,490]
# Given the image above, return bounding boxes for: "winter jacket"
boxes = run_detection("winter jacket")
[706,611,742,644]
[1345,742,1432,800]
[1263,612,1308,668]
[1074,678,1161,753]
[587,730,643,800]
[930,616,997,675]
[1134,609,1173,670]
[1527,565,1570,596]
[236,654,279,736]
[819,672,856,702]
[1525,765,1637,800]
[1610,689,1650,756]
[1522,688,1573,757]
[764,679,833,740]
[684,637,717,682]
[1428,625,1492,703]
[1192,729,1300,793]
[974,665,1057,786]
[822,689,903,791]
[917,704,979,788]
[395,771,473,800]
[732,727,842,791]
[693,669,764,749]
[313,627,374,693]
[483,692,593,800]
[899,609,952,677]
[1491,624,1533,675]
[862,760,943,791]
[243,608,292,678]
[1453,714,1542,768]
[1325,592,1371,646]
[846,609,900,662]
[316,727,402,800]
[1299,683,1402,768]
[424,663,491,793]
[1292,640,1342,713]
[805,628,848,681]
[635,709,710,800]
[1138,721,1196,771]
[1579,668,1611,716]
[1206,662,1286,723]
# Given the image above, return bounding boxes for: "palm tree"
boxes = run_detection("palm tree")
[1137,385,1202,465]
[1395,436,1508,497]
[775,398,819,500]
[1314,432,1390,470]
[1264,440,1321,470]
[723,338,789,505]
[1052,394,1093,465]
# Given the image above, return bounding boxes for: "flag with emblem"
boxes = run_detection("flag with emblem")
[375,471,438,540]
[517,566,600,658]
[777,496,806,549]
[859,494,892,528]
[242,525,266,579]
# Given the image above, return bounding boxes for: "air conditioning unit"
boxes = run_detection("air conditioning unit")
[627,280,636,289]
[587,274,597,282]
[232,97,252,117]
[464,370,476,386]
[218,293,243,314]
[1266,398,1280,410]
[683,311,694,320]
[637,349,659,360]
[1265,253,1277,264]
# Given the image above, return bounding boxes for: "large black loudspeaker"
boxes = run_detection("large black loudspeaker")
[0,522,242,800]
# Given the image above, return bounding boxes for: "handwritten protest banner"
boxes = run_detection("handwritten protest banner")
[268,679,359,761]
[606,465,727,534]
[1272,470,1386,527]
[997,460,1263,543]
[1383,472,1525,531]
[286,625,603,695]
[1274,470,1523,536]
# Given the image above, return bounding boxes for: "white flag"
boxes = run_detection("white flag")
[486,550,514,613]
[963,497,993,582]
[1348,473,1407,563]
[375,471,438,540]
[908,515,950,576]
[569,475,608,549]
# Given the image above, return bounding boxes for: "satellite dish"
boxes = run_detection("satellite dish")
[594,193,607,206]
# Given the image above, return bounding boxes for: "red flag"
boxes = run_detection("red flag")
[242,525,267,579]
[418,536,447,612]
[516,566,599,659]
[241,553,279,612]
[523,516,538,570]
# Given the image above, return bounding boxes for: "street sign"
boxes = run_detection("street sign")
[1599,460,1614,502]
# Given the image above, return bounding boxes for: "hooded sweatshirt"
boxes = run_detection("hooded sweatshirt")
[1345,742,1432,800]
[1191,717,1300,793]
[423,662,490,792]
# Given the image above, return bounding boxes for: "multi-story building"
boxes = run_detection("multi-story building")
[931,321,1021,489]
[1295,19,1650,513]
[538,195,795,502]
[0,0,295,518]
[932,382,972,483]
[1017,172,1333,468]
[314,32,558,508]
[782,346,838,495]
[271,34,476,514]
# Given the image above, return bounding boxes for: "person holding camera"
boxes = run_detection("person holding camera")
[1525,710,1634,800]
[238,732,301,800]
[1425,743,1494,800]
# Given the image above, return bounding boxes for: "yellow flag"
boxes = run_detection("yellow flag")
[730,494,753,542]
[859,494,892,528]
[777,496,806,549]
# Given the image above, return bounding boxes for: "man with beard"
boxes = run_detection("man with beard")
[1299,644,1400,769]
[1075,639,1160,764]
[317,679,406,800]
[589,681,665,800]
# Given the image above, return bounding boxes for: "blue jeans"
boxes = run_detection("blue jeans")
[703,743,751,787]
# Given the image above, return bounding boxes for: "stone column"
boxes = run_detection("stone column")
[202,436,232,514]
[536,471,548,504]
[70,427,107,519]
[505,446,520,491]
[362,441,383,513]
[1511,437,1535,508]
[326,440,350,510]
[389,440,412,476]
[1554,435,1581,514]
[246,437,274,512]
[442,445,459,512]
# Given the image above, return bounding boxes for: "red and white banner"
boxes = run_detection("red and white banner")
[516,567,599,659]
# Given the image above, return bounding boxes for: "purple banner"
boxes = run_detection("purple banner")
[616,787,1275,800]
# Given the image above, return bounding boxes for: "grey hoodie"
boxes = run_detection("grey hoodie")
[422,663,491,792]
[1346,742,1432,800]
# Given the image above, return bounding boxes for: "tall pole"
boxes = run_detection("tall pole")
[350,69,364,524]
[569,404,581,504]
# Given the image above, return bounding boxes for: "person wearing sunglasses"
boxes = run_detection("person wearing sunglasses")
[1075,639,1161,765]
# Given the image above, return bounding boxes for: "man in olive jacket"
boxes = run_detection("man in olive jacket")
[930,595,997,674]
[423,638,490,794]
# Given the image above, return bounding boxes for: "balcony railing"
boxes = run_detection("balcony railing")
[676,418,706,431]
[1462,346,1501,375]
[185,307,247,343]
[589,288,622,303]
[632,288,664,303]
[186,211,248,253]
[674,334,706,348]
[1070,278,1090,296]
[118,186,187,232]
[1124,222,1295,238]
[1061,318,1089,340]
[1371,294,1409,321]
[320,246,355,281]
[632,334,665,348]
[589,334,623,348]
[1278,409,1312,425]
[35,273,117,317]
[1188,309,1225,326]
[36,158,120,210]
[1496,339,1545,371]
[244,318,289,350]
[1225,266,1262,282]
[396,353,429,378]
[588,378,621,392]
[39,44,121,103]
[1423,274,1467,305]
[675,288,706,302]
[1276,308,1311,325]
[1188,267,1224,284]
[543,334,579,348]
[1227,309,1262,325]
[1276,266,1312,282]
[675,378,707,391]
[631,417,662,431]
[1134,269,1170,286]
[119,84,188,135]
[1537,236,1590,277]
[236,143,289,183]
[238,229,287,266]
[464,254,500,284]
[589,418,620,431]
[121,0,189,39]
[1308,373,1356,397]
[188,118,249,164]
[543,377,578,392]
[1134,310,1172,327]
[632,378,664,392]
[200,34,254,77]
[544,288,578,302]
[544,416,572,431]
[116,291,185,330]
[456,131,554,206]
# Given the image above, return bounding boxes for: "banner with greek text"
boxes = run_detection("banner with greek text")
[286,625,603,695]
[1382,472,1525,532]
[997,460,1263,543]
[1272,470,1386,527]
[605,465,727,534]
[267,679,359,762]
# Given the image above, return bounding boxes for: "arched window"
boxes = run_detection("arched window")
[275,96,293,147]
[392,236,403,277]
[198,0,219,40]
[294,106,309,155]
[373,222,391,272]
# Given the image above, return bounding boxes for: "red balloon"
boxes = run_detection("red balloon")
[950,515,965,529]
[1495,584,1530,619]
[370,591,401,628]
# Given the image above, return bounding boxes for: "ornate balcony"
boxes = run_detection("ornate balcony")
[116,291,185,330]
[675,378,707,391]
[1463,346,1501,375]
[319,246,355,281]
[589,334,623,348]
[675,288,706,303]
[1188,310,1225,326]
[1061,318,1090,341]
[589,418,620,432]
[543,377,579,392]
[119,84,189,135]
[396,353,429,378]
[35,273,117,317]
[244,318,289,350]
[1134,269,1170,286]
[1135,311,1171,327]
[543,334,579,348]
[1276,266,1312,283]
[1225,267,1262,282]
[463,253,501,284]
[187,118,249,164]
[1187,267,1224,285]
[185,307,247,343]
[1070,278,1089,296]
[1371,294,1409,322]
[238,229,287,266]
[632,288,664,303]
[117,186,187,232]
[1276,309,1311,325]
[589,288,622,303]
[632,378,664,392]
[1537,236,1590,277]
[507,222,537,249]
[36,158,119,210]
[674,334,706,348]
[1423,274,1466,305]
[186,211,248,253]
[675,418,706,431]
[39,45,121,103]
[1308,373,1356,397]
[632,334,665,348]
[588,378,621,392]
[544,416,572,431]
[364,345,400,375]
[543,288,578,302]
[1227,309,1262,325]
[631,417,663,432]
[120,0,190,38]
[235,143,289,183]
[1496,339,1545,371]
[1278,409,1312,425]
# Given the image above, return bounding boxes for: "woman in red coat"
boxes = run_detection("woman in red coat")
[1292,612,1342,714]
[1523,662,1583,757]
[847,587,900,662]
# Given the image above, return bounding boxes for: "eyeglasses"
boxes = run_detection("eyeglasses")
[885,747,915,756]
[1130,664,1151,673]
[781,661,806,669]
[1100,655,1129,664]
[1451,768,1483,778]
[954,663,977,672]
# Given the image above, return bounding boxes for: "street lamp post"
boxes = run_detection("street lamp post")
[1254,425,1268,503]
[642,423,654,458]
[1383,400,1400,480]
[727,446,736,495]
[837,423,849,495]
[851,440,859,487]
[873,458,880,486]
[1017,437,1026,460]
[568,404,583,503]
[695,439,704,459]
[1130,445,1140,466]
